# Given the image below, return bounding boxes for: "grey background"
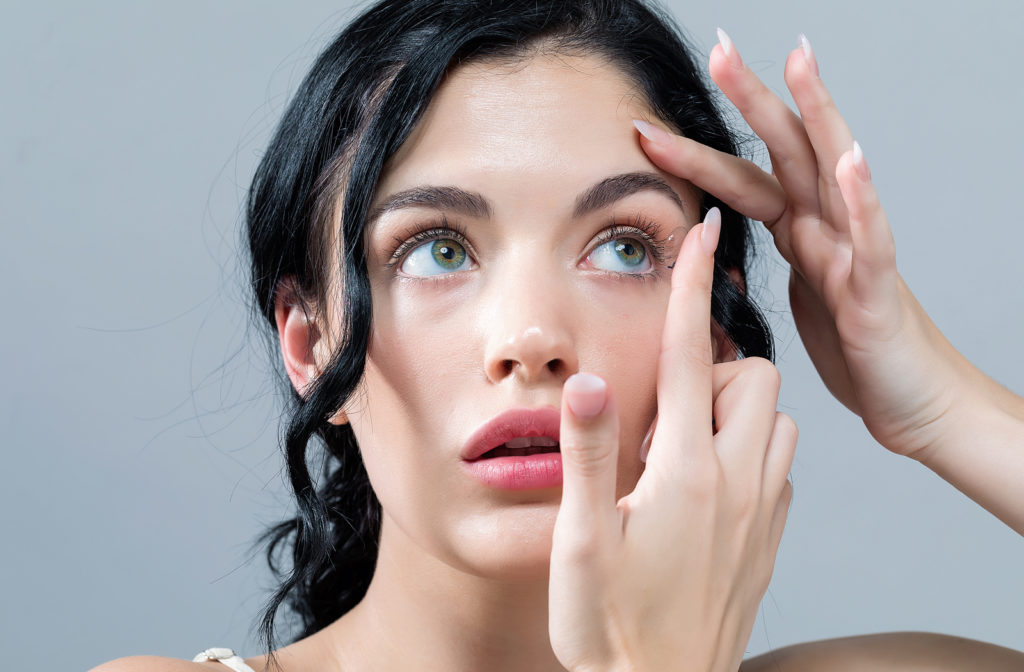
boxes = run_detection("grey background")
[2,1,1022,670]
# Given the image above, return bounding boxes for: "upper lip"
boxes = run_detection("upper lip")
[461,406,561,461]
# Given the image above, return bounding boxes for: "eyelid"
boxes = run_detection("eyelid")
[383,216,473,273]
[585,216,687,270]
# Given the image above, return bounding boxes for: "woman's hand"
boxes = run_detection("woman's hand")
[635,32,982,461]
[548,210,796,672]
[634,32,1024,536]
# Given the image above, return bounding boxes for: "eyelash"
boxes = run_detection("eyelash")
[384,215,471,272]
[595,217,670,282]
[383,214,670,282]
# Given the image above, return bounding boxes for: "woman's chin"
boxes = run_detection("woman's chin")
[448,501,560,581]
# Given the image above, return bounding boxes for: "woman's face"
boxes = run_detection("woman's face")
[334,53,706,579]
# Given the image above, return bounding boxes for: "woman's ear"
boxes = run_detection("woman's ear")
[273,277,348,424]
[712,268,746,363]
[274,277,320,396]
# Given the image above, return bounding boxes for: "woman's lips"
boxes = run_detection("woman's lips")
[461,453,563,490]
[460,406,563,490]
[460,406,561,461]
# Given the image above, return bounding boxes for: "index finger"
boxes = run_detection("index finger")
[648,207,721,471]
[635,122,786,225]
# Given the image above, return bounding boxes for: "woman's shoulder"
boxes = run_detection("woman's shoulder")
[740,631,1024,671]
[89,655,261,672]
[89,657,214,672]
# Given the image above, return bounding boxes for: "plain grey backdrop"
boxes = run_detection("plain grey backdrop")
[3,1,1022,669]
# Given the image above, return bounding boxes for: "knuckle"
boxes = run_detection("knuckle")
[558,528,605,564]
[780,478,794,507]
[774,411,798,441]
[741,356,781,390]
[560,437,617,478]
[820,171,842,193]
[662,339,713,375]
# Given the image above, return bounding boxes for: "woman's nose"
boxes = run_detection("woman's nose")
[482,276,579,386]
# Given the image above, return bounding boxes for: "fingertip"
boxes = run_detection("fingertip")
[700,206,722,256]
[564,372,609,419]
[632,118,673,147]
[852,140,871,181]
[707,43,733,84]
[835,148,860,194]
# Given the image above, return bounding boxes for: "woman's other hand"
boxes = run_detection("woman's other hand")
[634,32,1024,535]
[637,31,967,461]
[548,210,796,672]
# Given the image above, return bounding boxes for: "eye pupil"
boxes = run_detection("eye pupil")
[614,240,644,266]
[431,239,466,268]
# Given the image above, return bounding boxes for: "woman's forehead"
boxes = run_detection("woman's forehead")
[374,53,690,218]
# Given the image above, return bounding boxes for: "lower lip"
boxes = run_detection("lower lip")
[461,453,563,490]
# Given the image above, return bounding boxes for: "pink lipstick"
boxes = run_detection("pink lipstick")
[460,407,563,490]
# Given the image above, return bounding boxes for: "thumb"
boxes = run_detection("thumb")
[557,373,621,543]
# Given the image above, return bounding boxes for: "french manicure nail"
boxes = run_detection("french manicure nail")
[716,27,743,69]
[565,373,607,418]
[852,140,870,181]
[700,207,722,256]
[633,119,672,146]
[798,33,820,77]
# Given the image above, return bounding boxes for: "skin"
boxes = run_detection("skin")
[90,34,1024,672]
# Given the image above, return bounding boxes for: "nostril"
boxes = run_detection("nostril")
[501,360,515,376]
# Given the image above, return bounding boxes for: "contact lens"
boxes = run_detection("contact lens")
[663,225,688,270]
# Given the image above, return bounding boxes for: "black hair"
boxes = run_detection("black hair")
[246,0,773,666]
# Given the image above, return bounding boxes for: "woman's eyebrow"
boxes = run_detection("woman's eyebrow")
[366,170,686,229]
[368,185,492,228]
[574,171,685,218]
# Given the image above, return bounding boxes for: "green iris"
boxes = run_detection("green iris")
[431,239,467,270]
[613,240,645,267]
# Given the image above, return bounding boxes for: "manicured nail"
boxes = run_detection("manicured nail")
[633,119,673,146]
[852,140,870,181]
[565,373,607,418]
[639,415,658,463]
[798,33,819,77]
[716,27,743,69]
[700,207,722,256]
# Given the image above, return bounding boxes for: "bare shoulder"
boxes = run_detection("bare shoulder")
[88,656,228,672]
[739,631,1024,672]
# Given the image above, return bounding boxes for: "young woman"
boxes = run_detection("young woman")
[94,1,1024,670]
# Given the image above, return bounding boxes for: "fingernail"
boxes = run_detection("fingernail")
[700,206,722,256]
[716,27,743,69]
[565,373,607,418]
[639,415,658,463]
[798,33,819,77]
[633,119,673,146]
[852,140,870,181]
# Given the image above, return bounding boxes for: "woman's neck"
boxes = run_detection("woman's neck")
[314,512,568,671]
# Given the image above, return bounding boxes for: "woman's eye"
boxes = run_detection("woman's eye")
[400,238,471,276]
[588,237,652,273]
